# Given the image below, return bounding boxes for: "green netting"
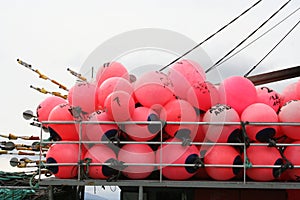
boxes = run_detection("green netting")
[0,188,35,200]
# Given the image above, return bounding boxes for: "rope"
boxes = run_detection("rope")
[158,0,262,72]
[244,18,300,77]
[275,147,294,178]
[241,121,250,148]
[208,5,300,71]
[82,158,92,179]
[106,159,127,182]
[205,0,291,73]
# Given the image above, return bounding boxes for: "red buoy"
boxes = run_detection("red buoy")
[96,62,130,87]
[202,104,241,143]
[96,77,133,110]
[256,86,281,113]
[193,113,205,143]
[283,141,300,181]
[278,100,300,140]
[280,82,299,106]
[156,138,200,180]
[168,59,206,100]
[46,144,79,179]
[218,76,257,115]
[246,146,283,181]
[134,71,175,108]
[83,111,119,142]
[104,91,135,122]
[118,144,155,179]
[241,103,278,142]
[48,103,79,141]
[204,145,242,181]
[84,144,117,179]
[186,81,220,112]
[68,82,97,114]
[36,96,67,127]
[162,99,198,139]
[124,107,161,141]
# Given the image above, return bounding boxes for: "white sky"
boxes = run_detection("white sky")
[0,0,300,198]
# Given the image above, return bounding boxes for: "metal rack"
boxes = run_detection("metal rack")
[35,120,300,200]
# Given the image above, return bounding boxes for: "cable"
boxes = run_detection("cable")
[211,6,300,70]
[244,18,300,77]
[158,0,262,72]
[205,0,291,73]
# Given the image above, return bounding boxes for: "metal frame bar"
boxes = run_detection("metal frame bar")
[38,120,300,190]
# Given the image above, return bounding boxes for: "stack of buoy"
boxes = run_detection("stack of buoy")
[35,59,300,182]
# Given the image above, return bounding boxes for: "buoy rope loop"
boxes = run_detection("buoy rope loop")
[240,121,250,148]
[106,159,127,182]
[82,158,92,179]
[181,137,192,147]
[108,133,121,147]
[267,138,277,147]
[193,157,205,169]
[244,156,253,169]
[272,147,294,178]
[29,170,39,189]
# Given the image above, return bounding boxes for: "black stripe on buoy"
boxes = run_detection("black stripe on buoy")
[48,127,62,141]
[232,155,243,175]
[227,128,241,143]
[273,158,284,178]
[46,157,59,174]
[102,129,118,141]
[102,158,118,177]
[256,128,276,142]
[147,113,161,134]
[185,154,200,174]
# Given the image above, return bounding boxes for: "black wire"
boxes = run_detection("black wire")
[211,6,300,71]
[205,0,291,73]
[244,18,300,77]
[158,0,262,72]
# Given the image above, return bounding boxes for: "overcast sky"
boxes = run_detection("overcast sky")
[0,0,300,198]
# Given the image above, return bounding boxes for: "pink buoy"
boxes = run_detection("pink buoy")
[83,111,119,142]
[36,96,67,127]
[256,86,281,113]
[241,103,278,142]
[296,80,300,99]
[280,82,299,107]
[203,104,241,143]
[47,103,79,141]
[218,76,257,116]
[194,145,210,180]
[283,141,300,181]
[124,107,161,141]
[84,144,117,179]
[193,113,205,143]
[204,145,242,181]
[46,144,79,179]
[68,82,97,114]
[104,91,135,122]
[278,100,300,140]
[96,62,130,87]
[134,71,175,108]
[156,138,200,180]
[168,59,206,100]
[162,99,198,139]
[96,77,134,110]
[246,146,283,181]
[186,81,220,112]
[118,144,155,179]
